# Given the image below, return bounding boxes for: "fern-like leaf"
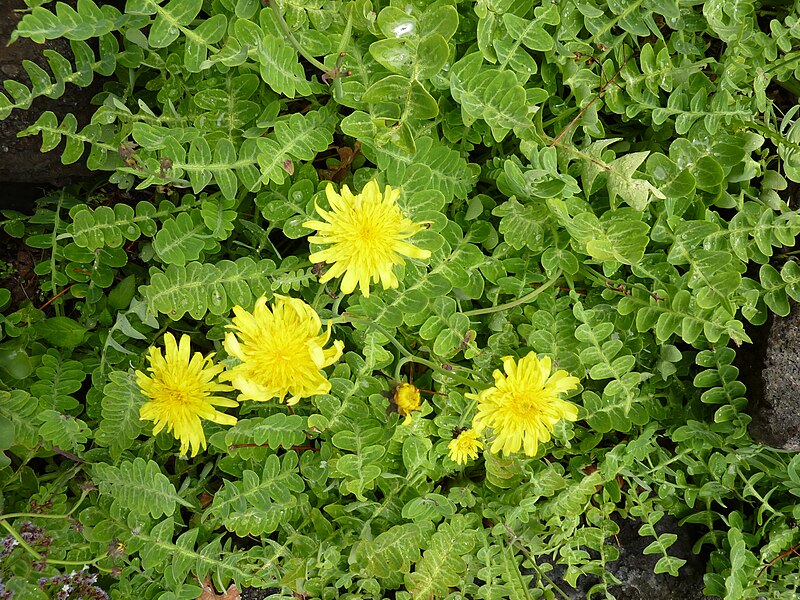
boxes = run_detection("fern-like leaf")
[11,0,129,43]
[352,523,432,586]
[203,453,305,535]
[450,53,537,142]
[223,414,308,458]
[363,135,480,200]
[93,457,194,519]
[257,109,336,186]
[152,210,212,266]
[30,350,86,412]
[0,40,111,119]
[0,390,41,448]
[95,370,147,460]
[256,34,313,98]
[139,257,278,320]
[406,515,477,599]
[38,410,90,453]
[126,517,282,588]
[18,110,116,166]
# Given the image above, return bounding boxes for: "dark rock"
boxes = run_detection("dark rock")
[543,516,715,600]
[747,302,800,450]
[0,0,102,204]
[239,587,277,600]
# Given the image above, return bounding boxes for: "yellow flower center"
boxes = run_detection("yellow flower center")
[508,391,542,418]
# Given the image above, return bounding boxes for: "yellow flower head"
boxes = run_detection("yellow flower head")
[448,428,484,465]
[222,295,344,405]
[391,382,422,416]
[303,180,431,297]
[468,352,580,457]
[136,332,237,458]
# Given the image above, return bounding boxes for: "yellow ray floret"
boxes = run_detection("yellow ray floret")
[468,352,580,457]
[137,332,237,458]
[222,294,344,405]
[303,180,431,297]
[448,428,484,465]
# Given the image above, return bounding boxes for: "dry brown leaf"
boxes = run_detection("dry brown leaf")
[196,576,241,600]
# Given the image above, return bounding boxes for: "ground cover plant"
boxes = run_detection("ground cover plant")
[2,0,800,598]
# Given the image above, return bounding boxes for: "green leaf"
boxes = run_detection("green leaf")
[223,414,308,457]
[502,13,553,52]
[0,346,35,379]
[377,6,418,39]
[492,197,552,251]
[13,0,128,43]
[153,211,209,266]
[204,453,304,532]
[0,390,40,447]
[450,53,534,141]
[93,457,194,518]
[257,34,313,98]
[30,351,85,411]
[95,370,147,460]
[352,523,431,581]
[406,515,476,599]
[606,151,665,210]
[139,257,278,320]
[0,289,11,312]
[257,109,336,186]
[34,316,87,348]
[362,75,439,121]
[38,409,90,452]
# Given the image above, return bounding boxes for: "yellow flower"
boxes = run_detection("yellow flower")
[137,333,237,458]
[468,352,579,457]
[392,382,422,416]
[222,294,343,405]
[303,180,431,297]
[448,428,483,465]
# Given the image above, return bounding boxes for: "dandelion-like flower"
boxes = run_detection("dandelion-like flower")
[137,333,237,458]
[391,382,422,417]
[222,294,343,405]
[468,352,579,457]
[448,428,483,465]
[303,181,431,297]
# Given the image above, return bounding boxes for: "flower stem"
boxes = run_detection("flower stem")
[395,354,489,390]
[458,397,479,428]
[463,270,563,317]
[342,316,490,389]
[47,554,109,568]
[270,0,328,72]
[0,519,42,560]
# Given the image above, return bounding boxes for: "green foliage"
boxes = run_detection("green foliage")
[3,0,800,598]
[93,457,194,518]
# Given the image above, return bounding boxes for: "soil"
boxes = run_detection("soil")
[0,230,39,307]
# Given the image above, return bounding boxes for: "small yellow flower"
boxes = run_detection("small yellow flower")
[448,428,483,465]
[468,352,580,457]
[388,382,423,426]
[303,180,431,297]
[222,295,343,405]
[392,382,422,416]
[137,333,237,458]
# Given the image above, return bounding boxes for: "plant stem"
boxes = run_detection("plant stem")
[463,269,563,317]
[336,315,490,389]
[270,0,328,72]
[395,354,489,390]
[0,519,42,560]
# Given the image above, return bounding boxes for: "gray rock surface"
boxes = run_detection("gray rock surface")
[543,516,715,600]
[748,302,800,450]
[0,0,100,199]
